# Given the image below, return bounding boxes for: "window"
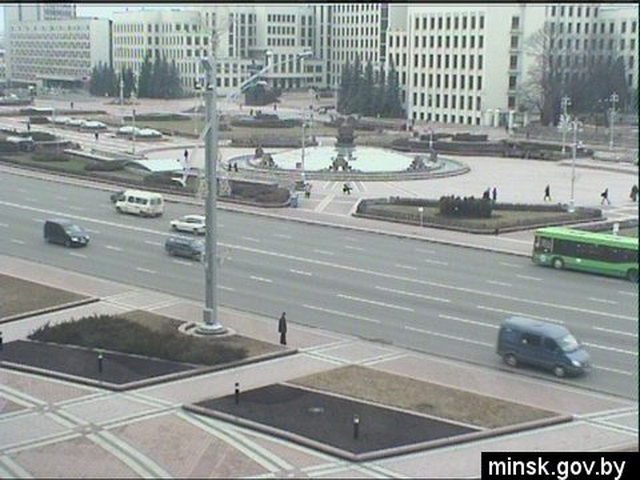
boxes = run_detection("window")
[521,333,541,347]
[508,95,516,108]
[511,16,519,30]
[509,75,517,89]
[544,338,558,351]
[510,36,518,49]
[510,55,518,69]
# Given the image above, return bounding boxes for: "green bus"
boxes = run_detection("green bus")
[532,227,638,282]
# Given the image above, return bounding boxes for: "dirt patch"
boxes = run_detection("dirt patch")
[0,274,88,319]
[291,365,557,428]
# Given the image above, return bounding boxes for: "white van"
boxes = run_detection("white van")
[115,189,164,217]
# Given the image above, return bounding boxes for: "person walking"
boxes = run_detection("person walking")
[600,188,610,205]
[278,312,288,345]
[630,184,638,202]
[491,187,497,203]
[544,184,551,202]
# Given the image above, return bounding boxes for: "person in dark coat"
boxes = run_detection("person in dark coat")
[630,184,638,202]
[600,188,610,205]
[278,312,287,345]
[491,187,497,202]
[544,184,551,201]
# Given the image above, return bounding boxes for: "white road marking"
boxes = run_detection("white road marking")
[587,297,618,305]
[337,293,414,312]
[250,275,272,283]
[32,218,43,222]
[67,206,85,211]
[10,239,25,245]
[313,249,334,255]
[618,291,638,297]
[415,247,436,254]
[343,237,358,243]
[499,262,523,268]
[582,342,637,356]
[592,326,637,338]
[273,233,292,239]
[290,269,312,276]
[424,258,448,266]
[592,365,633,376]
[85,228,101,234]
[241,236,260,243]
[439,314,498,329]
[136,267,156,274]
[516,274,542,281]
[487,280,512,287]
[172,259,192,266]
[314,194,335,213]
[375,285,450,303]
[395,264,418,270]
[344,245,365,251]
[67,252,86,258]
[144,240,162,247]
[219,285,235,291]
[476,306,564,324]
[404,325,493,347]
[104,245,123,252]
[0,222,8,227]
[303,304,381,324]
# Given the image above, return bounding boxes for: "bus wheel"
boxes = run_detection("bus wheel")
[552,258,564,270]
[553,365,566,378]
[627,269,639,282]
[504,354,518,368]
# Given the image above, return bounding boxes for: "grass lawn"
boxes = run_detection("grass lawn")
[6,153,90,173]
[292,365,557,429]
[618,227,638,238]
[0,274,88,319]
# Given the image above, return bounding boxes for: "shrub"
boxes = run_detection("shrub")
[85,160,127,171]
[32,152,69,162]
[28,314,247,366]
[439,195,493,218]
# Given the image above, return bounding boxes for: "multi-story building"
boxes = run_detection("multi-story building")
[6,16,111,89]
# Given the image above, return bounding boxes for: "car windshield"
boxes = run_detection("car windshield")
[65,225,85,235]
[557,334,580,352]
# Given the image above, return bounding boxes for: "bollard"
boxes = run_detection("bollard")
[353,414,360,439]
[98,353,103,373]
[234,382,240,405]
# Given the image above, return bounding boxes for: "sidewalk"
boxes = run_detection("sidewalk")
[0,254,637,478]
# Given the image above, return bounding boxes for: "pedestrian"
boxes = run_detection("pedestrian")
[482,188,490,200]
[70,101,74,110]
[278,312,287,345]
[304,182,312,198]
[26,121,31,132]
[491,187,497,202]
[630,184,638,202]
[343,183,352,195]
[600,188,610,205]
[544,184,551,202]
[183,149,189,162]
[234,162,238,172]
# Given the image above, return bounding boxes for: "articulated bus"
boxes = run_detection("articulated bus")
[532,227,638,282]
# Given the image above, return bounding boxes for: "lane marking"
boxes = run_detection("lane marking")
[313,249,334,256]
[0,222,8,227]
[499,262,523,268]
[516,274,542,281]
[404,325,493,347]
[424,259,449,266]
[439,314,498,329]
[337,293,414,312]
[588,297,618,305]
[55,195,68,200]
[219,285,235,291]
[344,245,365,251]
[10,239,25,245]
[395,264,417,270]
[144,240,162,247]
[67,252,87,258]
[85,228,101,234]
[343,237,358,243]
[582,342,637,356]
[104,245,123,252]
[314,194,335,213]
[593,365,633,376]
[487,280,512,287]
[250,275,272,283]
[290,269,312,276]
[477,306,564,324]
[241,236,260,243]
[68,206,85,211]
[592,326,637,338]
[375,285,450,303]
[273,233,292,239]
[415,247,436,254]
[618,291,638,297]
[303,304,381,324]
[172,259,192,266]
[136,267,156,274]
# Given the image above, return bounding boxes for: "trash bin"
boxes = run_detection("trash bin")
[290,194,299,208]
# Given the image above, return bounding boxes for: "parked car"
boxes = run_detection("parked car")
[170,214,206,235]
[496,316,590,377]
[164,236,204,260]
[44,219,90,247]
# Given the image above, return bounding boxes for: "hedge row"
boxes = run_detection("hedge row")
[439,195,493,218]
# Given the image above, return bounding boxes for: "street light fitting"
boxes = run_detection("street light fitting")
[296,50,313,59]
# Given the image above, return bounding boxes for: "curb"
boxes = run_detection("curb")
[0,297,100,324]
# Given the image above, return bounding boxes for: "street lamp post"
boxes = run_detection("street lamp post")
[198,57,226,335]
[569,119,580,213]
[608,92,618,151]
[131,108,136,156]
[428,128,434,150]
[301,110,306,174]
[561,95,571,154]
[119,76,124,106]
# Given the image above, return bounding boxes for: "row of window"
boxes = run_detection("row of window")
[550,20,638,35]
[552,37,637,51]
[550,5,597,18]
[412,73,485,91]
[267,14,296,23]
[414,14,485,31]
[412,92,482,111]
[413,34,485,50]
[543,239,638,263]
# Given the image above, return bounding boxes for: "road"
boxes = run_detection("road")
[0,171,637,399]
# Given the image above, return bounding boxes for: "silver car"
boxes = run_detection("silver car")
[170,214,206,235]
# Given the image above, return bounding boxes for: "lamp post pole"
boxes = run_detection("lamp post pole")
[608,92,618,151]
[131,108,136,156]
[429,128,433,150]
[119,76,124,106]
[198,57,226,335]
[569,119,580,213]
[301,109,306,174]
[561,95,571,154]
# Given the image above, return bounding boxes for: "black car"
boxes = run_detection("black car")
[44,219,90,247]
[110,190,126,203]
[164,236,204,261]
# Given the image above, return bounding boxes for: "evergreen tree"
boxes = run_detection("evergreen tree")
[361,61,375,117]
[138,55,153,98]
[349,54,363,113]
[384,59,403,118]
[374,67,386,117]
[338,61,352,114]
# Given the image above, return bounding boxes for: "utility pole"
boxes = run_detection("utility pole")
[119,75,124,106]
[569,119,580,213]
[608,92,618,151]
[561,96,571,154]
[198,55,226,335]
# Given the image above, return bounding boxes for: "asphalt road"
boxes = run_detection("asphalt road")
[0,171,637,399]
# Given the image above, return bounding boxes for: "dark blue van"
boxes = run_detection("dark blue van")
[496,316,590,377]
